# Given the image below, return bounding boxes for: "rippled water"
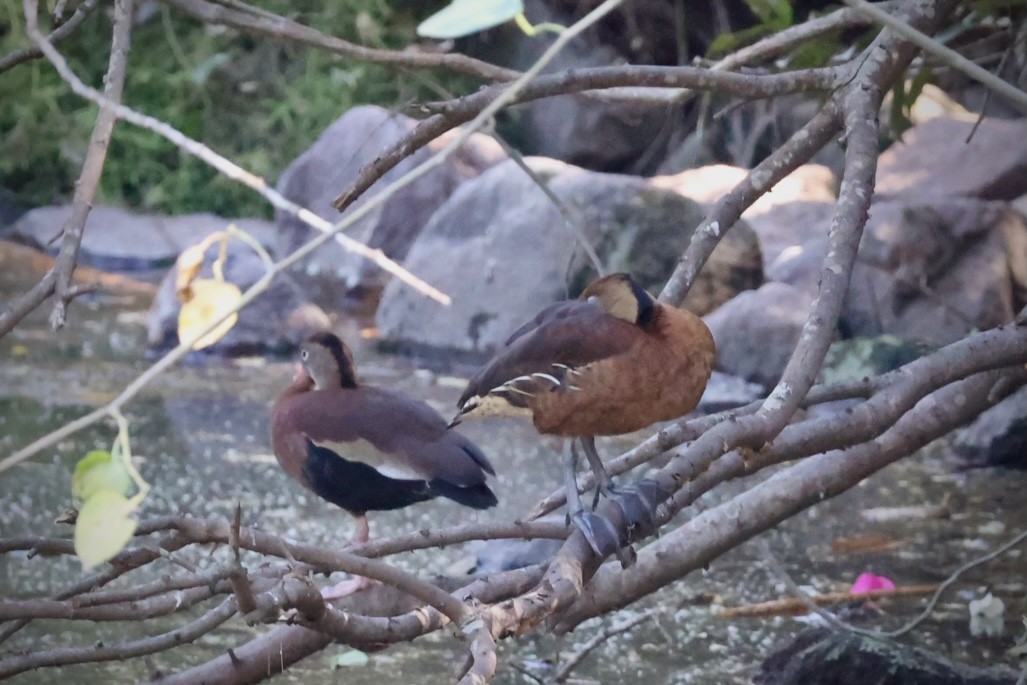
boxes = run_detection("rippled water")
[1,258,1025,684]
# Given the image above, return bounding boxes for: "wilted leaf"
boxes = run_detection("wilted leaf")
[177,278,242,350]
[74,491,139,570]
[72,450,133,503]
[175,244,208,299]
[417,0,523,39]
[329,650,370,669]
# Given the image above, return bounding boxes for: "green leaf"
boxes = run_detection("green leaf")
[742,0,792,27]
[329,650,370,669]
[72,450,133,503]
[417,0,523,39]
[74,491,139,570]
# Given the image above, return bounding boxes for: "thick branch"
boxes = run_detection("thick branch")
[553,367,1025,631]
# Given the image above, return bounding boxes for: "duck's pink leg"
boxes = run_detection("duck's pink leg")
[320,515,374,599]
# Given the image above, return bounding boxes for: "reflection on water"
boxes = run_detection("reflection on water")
[1,268,1025,684]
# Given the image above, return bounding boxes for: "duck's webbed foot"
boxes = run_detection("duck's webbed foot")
[565,440,633,566]
[580,438,666,539]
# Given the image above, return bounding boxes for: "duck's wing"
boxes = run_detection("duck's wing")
[290,387,494,487]
[456,300,638,416]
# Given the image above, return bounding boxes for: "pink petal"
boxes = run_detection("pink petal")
[850,572,897,594]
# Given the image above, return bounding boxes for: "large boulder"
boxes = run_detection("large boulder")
[466,0,672,173]
[952,384,1027,469]
[842,200,1025,345]
[146,242,329,355]
[876,115,1027,201]
[275,105,505,305]
[376,157,762,361]
[702,282,813,388]
[7,205,274,278]
[654,163,838,277]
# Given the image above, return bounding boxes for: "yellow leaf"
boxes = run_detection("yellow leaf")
[74,491,138,570]
[71,450,133,503]
[177,278,242,350]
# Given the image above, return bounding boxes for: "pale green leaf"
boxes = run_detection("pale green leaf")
[190,53,233,86]
[329,650,370,669]
[72,450,133,503]
[417,0,523,39]
[74,491,139,570]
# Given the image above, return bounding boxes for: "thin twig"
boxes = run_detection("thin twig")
[162,0,518,82]
[843,0,1027,113]
[0,0,133,338]
[884,527,1027,638]
[552,608,659,683]
[0,0,99,73]
[0,598,237,679]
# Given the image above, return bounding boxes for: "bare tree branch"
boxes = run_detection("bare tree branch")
[844,0,1027,113]
[161,0,520,82]
[0,0,99,74]
[0,0,133,337]
[332,63,844,212]
[552,366,1026,631]
[0,598,237,679]
[45,0,135,329]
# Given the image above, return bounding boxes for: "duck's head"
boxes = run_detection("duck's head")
[298,332,358,389]
[580,273,655,326]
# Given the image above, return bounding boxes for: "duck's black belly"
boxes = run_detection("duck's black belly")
[303,442,434,515]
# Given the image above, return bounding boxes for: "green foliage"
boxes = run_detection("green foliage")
[71,449,133,503]
[74,489,140,570]
[888,67,934,138]
[70,422,149,570]
[708,0,793,57]
[0,0,457,217]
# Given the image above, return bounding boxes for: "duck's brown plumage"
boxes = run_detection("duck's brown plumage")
[454,273,714,559]
[456,274,715,436]
[272,333,496,519]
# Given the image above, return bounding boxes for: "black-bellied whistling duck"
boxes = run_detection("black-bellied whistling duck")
[452,273,714,559]
[272,332,497,597]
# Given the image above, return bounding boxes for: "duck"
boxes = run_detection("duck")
[272,331,497,597]
[452,273,715,559]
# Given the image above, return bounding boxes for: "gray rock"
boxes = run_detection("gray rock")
[696,371,765,413]
[476,0,671,172]
[818,336,925,386]
[952,385,1027,469]
[654,163,838,274]
[876,115,1027,201]
[147,242,330,355]
[275,105,505,302]
[842,200,1024,345]
[9,205,275,277]
[756,627,1019,685]
[470,536,564,575]
[376,157,761,359]
[703,282,813,388]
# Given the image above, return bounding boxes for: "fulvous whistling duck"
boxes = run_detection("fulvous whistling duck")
[272,332,497,597]
[452,274,714,558]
